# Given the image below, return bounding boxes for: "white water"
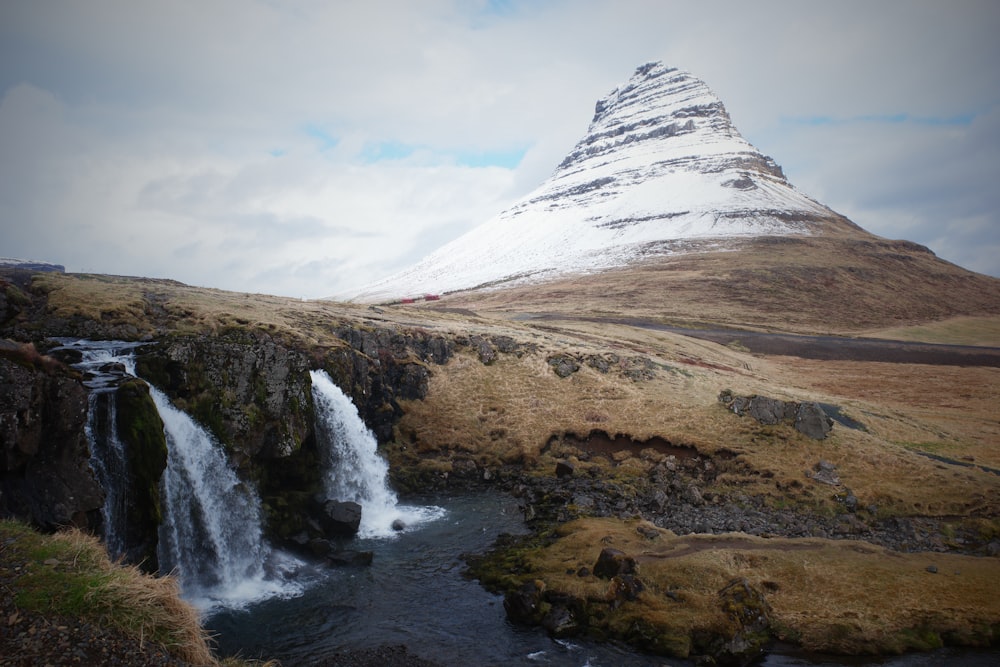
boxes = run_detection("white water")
[310,369,445,538]
[84,391,129,559]
[60,339,302,611]
[62,340,144,560]
[150,383,302,610]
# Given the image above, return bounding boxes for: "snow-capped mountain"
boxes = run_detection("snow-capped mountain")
[345,62,856,303]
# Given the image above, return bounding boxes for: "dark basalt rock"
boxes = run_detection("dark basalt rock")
[110,377,168,571]
[555,461,575,478]
[319,499,362,537]
[593,547,638,579]
[548,355,580,378]
[0,351,103,532]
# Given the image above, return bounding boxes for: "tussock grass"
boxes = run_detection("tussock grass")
[521,517,1000,654]
[1,520,217,665]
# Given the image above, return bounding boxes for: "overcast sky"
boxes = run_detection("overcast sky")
[2,1,998,299]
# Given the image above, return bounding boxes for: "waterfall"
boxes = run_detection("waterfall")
[149,383,283,607]
[310,369,444,538]
[63,339,301,611]
[85,391,129,559]
[67,339,144,559]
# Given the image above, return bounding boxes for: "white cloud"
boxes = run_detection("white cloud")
[1,0,998,298]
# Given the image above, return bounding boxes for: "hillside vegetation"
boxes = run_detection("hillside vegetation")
[4,268,1000,661]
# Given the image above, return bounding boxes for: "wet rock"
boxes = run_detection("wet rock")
[391,518,406,531]
[540,603,579,637]
[328,550,374,567]
[504,579,545,624]
[703,578,772,666]
[308,538,334,557]
[319,500,362,537]
[0,354,103,532]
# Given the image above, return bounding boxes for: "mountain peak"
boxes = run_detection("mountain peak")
[345,63,860,303]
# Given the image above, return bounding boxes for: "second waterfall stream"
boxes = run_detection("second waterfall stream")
[310,369,444,538]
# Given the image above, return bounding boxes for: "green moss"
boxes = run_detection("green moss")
[465,531,554,594]
[5,282,32,307]
[612,614,692,657]
[115,379,169,567]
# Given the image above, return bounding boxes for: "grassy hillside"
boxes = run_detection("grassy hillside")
[5,268,1000,659]
[0,519,218,665]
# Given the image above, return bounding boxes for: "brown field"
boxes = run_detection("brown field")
[10,267,1000,657]
[24,270,1000,521]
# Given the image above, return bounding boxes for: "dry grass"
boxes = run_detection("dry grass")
[525,517,1000,654]
[1,520,217,665]
[869,315,1000,346]
[427,235,1000,336]
[27,271,1000,521]
[12,269,1000,659]
[392,314,1000,520]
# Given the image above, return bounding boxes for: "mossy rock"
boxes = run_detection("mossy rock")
[115,378,168,570]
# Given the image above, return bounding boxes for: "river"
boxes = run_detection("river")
[206,490,998,667]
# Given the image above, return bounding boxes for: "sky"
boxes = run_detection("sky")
[1,0,998,299]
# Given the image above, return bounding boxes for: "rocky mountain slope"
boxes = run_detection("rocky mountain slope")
[347,62,863,303]
[345,63,1000,336]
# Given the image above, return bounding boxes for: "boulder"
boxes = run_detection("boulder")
[319,499,362,537]
[795,402,834,440]
[702,578,772,666]
[810,460,841,486]
[718,390,833,440]
[548,355,580,378]
[555,460,575,478]
[593,547,638,579]
[504,579,545,624]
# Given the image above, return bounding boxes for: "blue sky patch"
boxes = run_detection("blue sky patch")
[454,146,527,168]
[303,124,339,152]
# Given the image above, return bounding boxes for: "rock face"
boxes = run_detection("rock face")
[109,378,168,570]
[348,62,857,302]
[0,346,103,531]
[134,331,314,463]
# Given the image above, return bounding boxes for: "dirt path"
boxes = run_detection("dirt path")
[529,315,1000,367]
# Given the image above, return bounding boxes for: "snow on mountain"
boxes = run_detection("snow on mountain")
[0,257,65,273]
[344,62,848,303]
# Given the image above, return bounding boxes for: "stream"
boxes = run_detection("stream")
[207,490,650,666]
[206,490,999,667]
